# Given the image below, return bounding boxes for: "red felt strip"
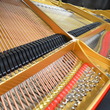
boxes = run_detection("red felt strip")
[100,32,110,57]
[45,63,88,110]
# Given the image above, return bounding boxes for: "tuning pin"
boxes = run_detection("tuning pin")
[70,98,74,102]
[80,93,85,97]
[71,106,76,110]
[66,94,72,99]
[95,76,100,79]
[79,97,83,101]
[81,84,85,88]
[83,77,87,81]
[98,73,101,75]
[62,99,69,105]
[78,79,82,83]
[73,102,78,107]
[81,79,85,82]
[88,88,92,92]
[84,83,89,87]
[76,100,80,104]
[70,93,75,96]
[66,94,74,101]
[71,90,76,94]
[92,71,96,74]
[74,87,79,91]
[80,89,85,93]
[76,93,80,97]
[91,80,95,83]
[94,80,99,84]
[85,88,89,92]
[90,84,94,88]
[58,104,64,109]
[84,93,87,96]
[90,75,95,78]
[84,74,89,78]
[77,83,82,87]
[75,96,80,101]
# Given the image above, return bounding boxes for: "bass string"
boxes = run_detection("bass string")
[0,1,54,52]
[0,51,78,110]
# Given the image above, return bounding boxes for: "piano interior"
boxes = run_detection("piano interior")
[0,0,110,110]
